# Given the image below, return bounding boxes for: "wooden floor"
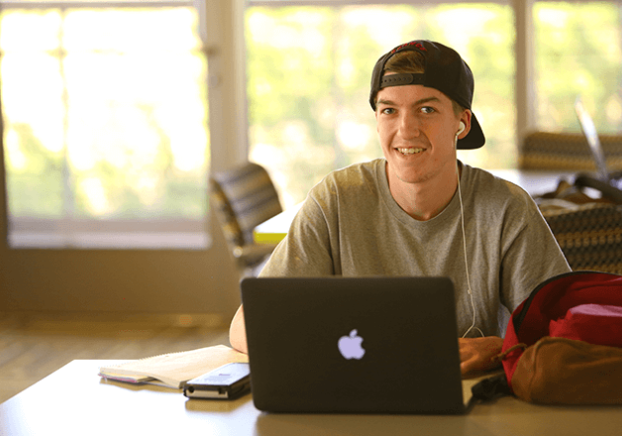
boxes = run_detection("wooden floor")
[0,312,232,404]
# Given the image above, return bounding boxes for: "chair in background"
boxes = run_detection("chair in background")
[541,203,622,275]
[210,162,283,277]
[519,132,622,171]
[521,131,622,274]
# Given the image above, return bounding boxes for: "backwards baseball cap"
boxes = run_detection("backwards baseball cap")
[370,40,485,150]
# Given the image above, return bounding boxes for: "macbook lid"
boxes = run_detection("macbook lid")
[575,96,610,181]
[241,277,468,414]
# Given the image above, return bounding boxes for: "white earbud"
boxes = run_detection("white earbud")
[456,121,466,136]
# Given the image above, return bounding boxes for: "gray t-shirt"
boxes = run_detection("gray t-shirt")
[260,159,571,337]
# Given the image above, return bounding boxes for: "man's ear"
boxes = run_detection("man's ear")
[458,110,472,139]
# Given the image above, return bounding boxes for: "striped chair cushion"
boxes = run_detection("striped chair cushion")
[210,162,282,247]
[210,178,244,249]
[542,203,622,274]
[520,132,622,171]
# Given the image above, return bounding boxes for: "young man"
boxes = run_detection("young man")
[230,40,571,374]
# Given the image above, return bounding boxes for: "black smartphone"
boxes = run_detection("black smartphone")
[183,362,250,400]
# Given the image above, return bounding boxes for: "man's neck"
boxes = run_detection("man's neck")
[386,161,461,221]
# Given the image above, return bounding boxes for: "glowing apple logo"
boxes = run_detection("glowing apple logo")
[338,329,366,360]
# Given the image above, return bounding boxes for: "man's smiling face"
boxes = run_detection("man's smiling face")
[375,84,469,187]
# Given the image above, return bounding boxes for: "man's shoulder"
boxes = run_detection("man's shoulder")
[467,166,532,201]
[465,165,539,216]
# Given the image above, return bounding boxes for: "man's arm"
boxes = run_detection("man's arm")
[229,188,336,355]
[229,305,248,354]
[459,336,504,375]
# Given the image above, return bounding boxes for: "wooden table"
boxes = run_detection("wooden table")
[1,360,621,436]
[253,169,574,245]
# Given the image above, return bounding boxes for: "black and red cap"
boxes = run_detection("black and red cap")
[370,40,485,150]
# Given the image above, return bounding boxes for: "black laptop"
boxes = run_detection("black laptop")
[240,277,473,414]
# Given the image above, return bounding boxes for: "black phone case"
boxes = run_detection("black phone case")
[183,363,251,400]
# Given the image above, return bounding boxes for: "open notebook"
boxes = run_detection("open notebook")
[98,345,248,389]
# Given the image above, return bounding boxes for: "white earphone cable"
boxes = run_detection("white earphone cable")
[455,128,484,338]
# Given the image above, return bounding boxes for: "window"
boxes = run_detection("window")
[245,2,515,208]
[0,1,209,248]
[6,0,622,247]
[534,1,622,133]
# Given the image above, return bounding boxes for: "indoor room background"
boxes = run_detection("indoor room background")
[1,0,619,320]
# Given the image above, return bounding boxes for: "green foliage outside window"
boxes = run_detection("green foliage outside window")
[535,2,622,133]
[1,7,209,220]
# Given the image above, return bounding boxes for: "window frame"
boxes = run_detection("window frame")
[0,0,221,249]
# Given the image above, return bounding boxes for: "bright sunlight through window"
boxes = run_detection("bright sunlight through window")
[0,3,210,249]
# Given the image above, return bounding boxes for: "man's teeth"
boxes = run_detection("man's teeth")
[397,148,424,155]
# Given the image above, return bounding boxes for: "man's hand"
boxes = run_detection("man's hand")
[459,336,503,376]
[229,305,249,354]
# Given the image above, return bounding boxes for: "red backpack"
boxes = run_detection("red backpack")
[474,271,622,405]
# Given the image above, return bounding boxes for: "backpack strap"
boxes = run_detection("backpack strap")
[471,373,512,402]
